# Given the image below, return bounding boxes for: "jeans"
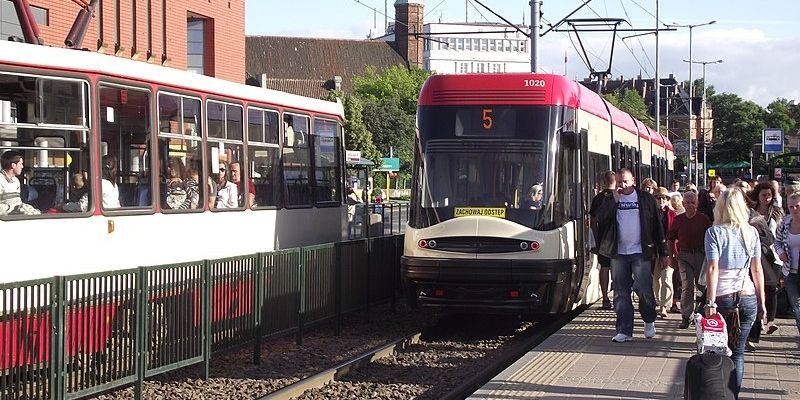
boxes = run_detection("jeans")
[717,294,757,397]
[611,253,657,336]
[783,273,800,334]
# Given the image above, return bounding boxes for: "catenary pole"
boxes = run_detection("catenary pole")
[531,0,539,72]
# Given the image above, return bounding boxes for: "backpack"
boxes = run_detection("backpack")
[684,353,736,400]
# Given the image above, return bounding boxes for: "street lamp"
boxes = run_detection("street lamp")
[682,58,723,187]
[665,19,716,184]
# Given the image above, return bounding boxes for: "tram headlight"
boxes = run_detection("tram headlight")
[530,241,541,252]
[428,240,437,248]
[418,239,429,248]
[519,242,529,250]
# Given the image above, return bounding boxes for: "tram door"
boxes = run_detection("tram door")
[566,128,591,305]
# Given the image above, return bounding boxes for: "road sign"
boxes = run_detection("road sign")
[708,169,716,177]
[345,150,361,163]
[376,157,400,172]
[763,128,784,153]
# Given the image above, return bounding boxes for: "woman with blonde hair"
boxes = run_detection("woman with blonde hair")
[704,187,767,396]
[640,178,658,195]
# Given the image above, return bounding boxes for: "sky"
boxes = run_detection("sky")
[245,0,800,106]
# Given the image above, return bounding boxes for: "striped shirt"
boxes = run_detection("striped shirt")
[705,225,760,296]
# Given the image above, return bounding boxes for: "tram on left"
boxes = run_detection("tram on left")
[0,40,347,284]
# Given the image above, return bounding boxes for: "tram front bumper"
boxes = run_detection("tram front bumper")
[401,256,576,313]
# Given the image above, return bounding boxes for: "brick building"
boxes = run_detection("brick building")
[0,0,244,82]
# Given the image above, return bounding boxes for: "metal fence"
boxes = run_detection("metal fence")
[349,202,409,239]
[0,235,403,400]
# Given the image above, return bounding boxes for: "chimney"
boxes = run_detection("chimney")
[394,0,424,68]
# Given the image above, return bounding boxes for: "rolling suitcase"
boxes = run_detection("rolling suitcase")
[684,353,736,400]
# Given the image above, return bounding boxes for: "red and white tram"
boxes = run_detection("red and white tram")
[0,41,346,284]
[402,73,673,314]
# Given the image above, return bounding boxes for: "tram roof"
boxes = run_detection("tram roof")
[0,41,344,118]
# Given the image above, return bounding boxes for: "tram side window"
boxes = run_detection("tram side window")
[282,113,311,207]
[247,107,281,208]
[158,93,204,211]
[0,73,91,219]
[207,100,244,209]
[99,85,152,211]
[313,118,341,205]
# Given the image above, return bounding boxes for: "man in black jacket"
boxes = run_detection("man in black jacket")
[589,171,617,309]
[594,168,669,342]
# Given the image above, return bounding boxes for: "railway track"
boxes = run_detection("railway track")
[273,307,585,400]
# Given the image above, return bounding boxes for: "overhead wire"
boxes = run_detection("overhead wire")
[618,0,655,72]
[585,3,652,78]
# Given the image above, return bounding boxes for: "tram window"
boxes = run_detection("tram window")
[247,107,281,208]
[282,113,311,207]
[313,118,341,205]
[158,93,204,211]
[99,84,152,211]
[208,142,244,209]
[0,72,90,219]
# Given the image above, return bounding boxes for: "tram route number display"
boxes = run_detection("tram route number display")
[454,207,506,218]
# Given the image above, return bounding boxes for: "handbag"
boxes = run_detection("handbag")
[717,303,741,352]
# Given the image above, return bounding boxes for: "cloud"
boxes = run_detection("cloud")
[538,28,800,106]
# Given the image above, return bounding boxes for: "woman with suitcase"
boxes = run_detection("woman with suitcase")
[704,187,767,398]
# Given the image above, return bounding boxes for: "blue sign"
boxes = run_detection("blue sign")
[763,128,784,153]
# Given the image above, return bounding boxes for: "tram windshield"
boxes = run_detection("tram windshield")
[412,105,564,230]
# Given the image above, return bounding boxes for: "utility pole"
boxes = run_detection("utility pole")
[654,0,660,140]
[530,0,539,72]
[384,0,388,34]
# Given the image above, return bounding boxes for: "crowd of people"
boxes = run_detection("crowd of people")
[590,169,800,398]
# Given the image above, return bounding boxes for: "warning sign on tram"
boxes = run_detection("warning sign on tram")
[454,207,506,218]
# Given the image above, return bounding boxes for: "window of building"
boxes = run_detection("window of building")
[313,118,341,205]
[0,73,90,218]
[505,40,512,52]
[187,17,205,74]
[492,63,501,73]
[456,38,464,50]
[489,39,496,52]
[206,100,244,209]
[472,39,479,51]
[512,40,519,52]
[0,2,48,40]
[459,62,468,74]
[247,106,281,208]
[448,38,456,49]
[283,113,311,207]
[477,63,485,73]
[520,40,528,53]
[99,84,152,211]
[465,38,471,50]
[157,93,204,211]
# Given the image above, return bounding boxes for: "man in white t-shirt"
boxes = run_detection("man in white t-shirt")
[596,168,669,343]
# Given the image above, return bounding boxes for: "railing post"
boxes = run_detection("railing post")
[390,236,398,312]
[50,276,66,400]
[334,243,343,336]
[202,259,212,379]
[252,253,263,365]
[365,238,371,323]
[134,267,149,400]
[296,248,305,346]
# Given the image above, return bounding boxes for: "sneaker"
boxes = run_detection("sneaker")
[669,304,680,314]
[644,322,656,338]
[658,307,668,319]
[612,333,633,342]
[679,318,691,329]
[766,323,779,335]
[746,341,756,352]
[602,298,612,310]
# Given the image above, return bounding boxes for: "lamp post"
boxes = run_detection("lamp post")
[665,20,716,184]
[682,58,723,187]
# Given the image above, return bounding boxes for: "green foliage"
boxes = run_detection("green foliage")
[361,97,415,173]
[323,90,381,163]
[352,65,432,114]
[765,98,797,136]
[707,93,766,167]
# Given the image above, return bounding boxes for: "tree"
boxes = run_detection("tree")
[764,98,797,136]
[353,65,431,115]
[323,90,381,163]
[707,93,766,168]
[361,97,414,170]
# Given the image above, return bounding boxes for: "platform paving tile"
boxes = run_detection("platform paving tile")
[469,303,799,399]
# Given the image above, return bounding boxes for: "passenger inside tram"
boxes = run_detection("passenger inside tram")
[101,154,121,209]
[63,172,89,212]
[215,160,238,208]
[0,150,41,215]
[522,184,544,210]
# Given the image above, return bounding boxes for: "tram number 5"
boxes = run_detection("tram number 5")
[482,108,493,129]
